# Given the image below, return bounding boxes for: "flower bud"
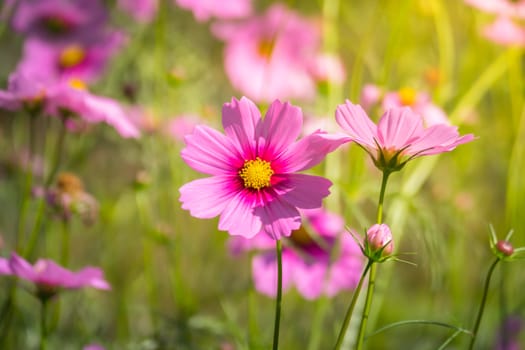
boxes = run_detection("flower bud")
[496,240,514,257]
[366,224,393,258]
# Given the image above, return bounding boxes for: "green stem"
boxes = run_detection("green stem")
[468,258,500,350]
[308,296,329,350]
[39,299,48,350]
[376,171,390,224]
[272,239,283,350]
[59,220,70,266]
[333,260,373,350]
[45,118,67,188]
[354,170,391,349]
[355,262,377,350]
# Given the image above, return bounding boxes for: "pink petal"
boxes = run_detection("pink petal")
[377,107,424,150]
[272,173,331,210]
[222,96,260,159]
[181,125,243,175]
[218,190,262,238]
[408,124,474,156]
[257,100,302,159]
[179,175,240,219]
[251,250,295,297]
[74,267,111,290]
[293,260,326,300]
[9,253,37,282]
[0,257,11,275]
[276,131,350,172]
[255,195,301,239]
[82,95,141,138]
[335,100,377,149]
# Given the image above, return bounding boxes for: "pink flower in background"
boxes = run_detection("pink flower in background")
[118,0,158,23]
[17,33,125,84]
[11,0,108,41]
[464,0,525,18]
[336,101,474,171]
[308,53,346,86]
[0,252,110,298]
[175,0,252,22]
[482,16,525,46]
[166,114,201,142]
[212,5,320,102]
[45,80,141,138]
[0,71,48,112]
[381,87,449,127]
[360,84,383,111]
[84,345,105,350]
[229,208,363,299]
[179,97,348,239]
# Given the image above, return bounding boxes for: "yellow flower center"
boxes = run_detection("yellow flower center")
[239,157,274,190]
[59,44,86,68]
[258,38,276,59]
[398,87,417,106]
[68,78,87,90]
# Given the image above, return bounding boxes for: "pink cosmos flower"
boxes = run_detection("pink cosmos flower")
[175,0,252,22]
[464,0,525,18]
[17,33,125,84]
[229,208,363,299]
[381,87,450,127]
[179,97,348,239]
[11,0,108,41]
[335,101,474,172]
[360,84,383,111]
[118,0,158,23]
[0,252,110,297]
[45,81,141,138]
[482,16,525,47]
[0,71,48,112]
[212,5,320,102]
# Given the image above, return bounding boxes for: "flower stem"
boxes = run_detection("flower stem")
[333,260,373,350]
[39,299,48,350]
[45,117,67,188]
[468,258,500,350]
[355,262,377,350]
[354,170,391,349]
[376,171,390,224]
[272,239,283,350]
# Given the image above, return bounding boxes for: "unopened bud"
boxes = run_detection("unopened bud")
[496,240,514,257]
[366,223,393,258]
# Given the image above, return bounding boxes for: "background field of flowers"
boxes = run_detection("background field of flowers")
[0,0,524,349]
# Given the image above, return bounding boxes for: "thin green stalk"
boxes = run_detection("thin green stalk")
[355,262,377,350]
[45,117,67,188]
[59,220,70,266]
[39,299,48,350]
[308,296,329,350]
[333,260,372,350]
[272,239,283,350]
[376,171,390,224]
[468,258,500,350]
[355,170,391,349]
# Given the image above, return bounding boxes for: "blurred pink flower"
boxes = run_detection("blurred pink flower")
[382,87,449,127]
[179,97,347,239]
[212,5,320,102]
[229,208,363,299]
[360,84,383,111]
[0,252,110,298]
[335,101,474,171]
[464,0,525,18]
[308,53,346,85]
[84,345,105,350]
[175,0,252,22]
[45,80,140,138]
[0,71,48,112]
[482,16,525,46]
[118,0,158,23]
[11,0,108,41]
[17,33,125,84]
[166,114,201,142]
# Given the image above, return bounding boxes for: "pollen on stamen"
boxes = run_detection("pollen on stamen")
[59,44,86,68]
[239,157,274,190]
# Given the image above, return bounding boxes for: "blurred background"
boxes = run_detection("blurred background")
[0,0,524,348]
